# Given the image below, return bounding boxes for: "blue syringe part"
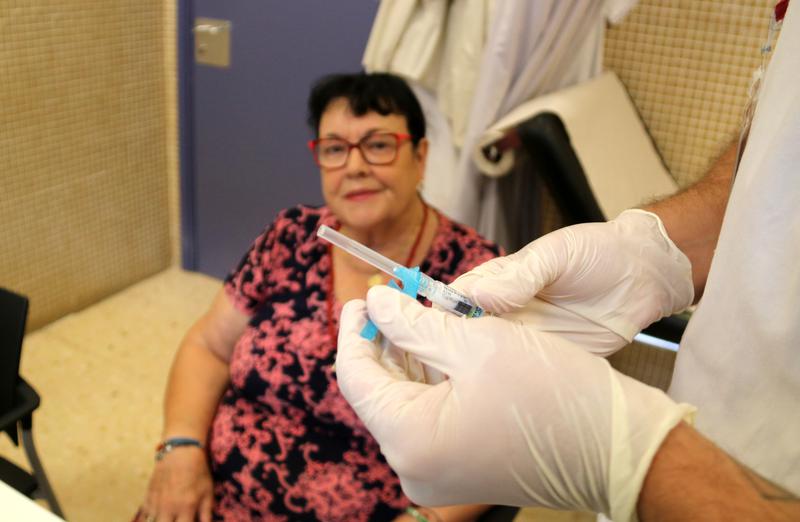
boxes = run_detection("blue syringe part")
[396,267,484,318]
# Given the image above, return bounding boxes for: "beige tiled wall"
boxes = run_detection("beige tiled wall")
[605,0,773,187]
[1,1,178,330]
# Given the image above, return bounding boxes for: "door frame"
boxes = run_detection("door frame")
[178,0,197,270]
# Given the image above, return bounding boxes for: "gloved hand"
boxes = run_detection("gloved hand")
[451,210,694,355]
[336,287,694,521]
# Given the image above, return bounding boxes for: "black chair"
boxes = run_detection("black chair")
[489,112,687,344]
[0,287,64,517]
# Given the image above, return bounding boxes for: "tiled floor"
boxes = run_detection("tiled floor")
[0,267,594,522]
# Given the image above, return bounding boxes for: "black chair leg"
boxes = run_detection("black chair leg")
[22,428,65,518]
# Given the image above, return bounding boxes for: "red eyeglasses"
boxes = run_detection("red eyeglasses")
[307,132,412,168]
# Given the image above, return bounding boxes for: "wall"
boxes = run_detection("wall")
[605,0,774,187]
[0,1,177,330]
[0,0,776,329]
[189,1,379,278]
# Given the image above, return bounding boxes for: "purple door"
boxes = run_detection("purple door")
[182,1,379,277]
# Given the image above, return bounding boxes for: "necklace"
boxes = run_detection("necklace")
[326,203,430,347]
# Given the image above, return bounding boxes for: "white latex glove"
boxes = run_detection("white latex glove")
[336,287,695,522]
[379,335,444,384]
[451,210,694,355]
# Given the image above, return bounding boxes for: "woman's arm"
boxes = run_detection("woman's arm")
[141,288,249,522]
[162,288,248,441]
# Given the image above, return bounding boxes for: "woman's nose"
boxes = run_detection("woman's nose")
[344,145,369,175]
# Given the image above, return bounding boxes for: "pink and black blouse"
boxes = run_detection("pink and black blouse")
[210,205,501,521]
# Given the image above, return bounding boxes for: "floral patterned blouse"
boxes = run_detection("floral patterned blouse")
[210,205,501,521]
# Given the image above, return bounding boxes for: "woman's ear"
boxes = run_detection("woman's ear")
[414,138,428,193]
[414,137,429,171]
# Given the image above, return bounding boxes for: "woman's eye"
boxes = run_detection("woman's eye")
[365,140,391,152]
[322,143,346,155]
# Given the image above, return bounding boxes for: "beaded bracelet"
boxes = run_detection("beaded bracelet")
[406,506,444,522]
[155,437,203,461]
[405,506,430,522]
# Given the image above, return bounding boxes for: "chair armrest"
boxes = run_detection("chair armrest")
[0,378,40,435]
[642,313,690,344]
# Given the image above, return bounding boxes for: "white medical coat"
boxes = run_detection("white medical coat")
[670,2,800,494]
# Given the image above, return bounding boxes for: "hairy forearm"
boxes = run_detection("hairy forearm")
[163,334,231,443]
[643,142,736,300]
[639,422,800,521]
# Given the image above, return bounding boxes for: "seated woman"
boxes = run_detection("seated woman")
[139,72,502,522]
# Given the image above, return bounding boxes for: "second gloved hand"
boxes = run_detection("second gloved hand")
[336,286,694,522]
[452,210,694,355]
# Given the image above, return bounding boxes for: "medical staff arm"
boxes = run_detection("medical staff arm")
[336,290,695,521]
[644,142,735,301]
[639,422,800,521]
[336,290,800,522]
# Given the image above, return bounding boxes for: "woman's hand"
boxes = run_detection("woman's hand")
[140,446,214,522]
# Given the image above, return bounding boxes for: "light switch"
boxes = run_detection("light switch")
[194,17,231,68]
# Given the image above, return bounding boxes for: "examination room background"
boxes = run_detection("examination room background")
[0,1,773,520]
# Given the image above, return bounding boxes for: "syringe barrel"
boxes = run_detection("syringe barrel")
[317,223,485,319]
[317,225,401,278]
[417,273,485,318]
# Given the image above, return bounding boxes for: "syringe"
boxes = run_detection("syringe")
[317,225,484,318]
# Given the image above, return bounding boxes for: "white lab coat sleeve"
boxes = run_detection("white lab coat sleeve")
[362,0,448,89]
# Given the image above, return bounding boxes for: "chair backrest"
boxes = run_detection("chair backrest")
[496,113,606,252]
[495,113,686,388]
[479,71,679,252]
[0,287,28,412]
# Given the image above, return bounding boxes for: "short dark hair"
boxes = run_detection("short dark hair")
[307,72,426,146]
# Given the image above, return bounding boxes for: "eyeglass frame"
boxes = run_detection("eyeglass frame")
[307,132,414,168]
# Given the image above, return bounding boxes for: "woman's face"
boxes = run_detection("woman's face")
[317,98,427,231]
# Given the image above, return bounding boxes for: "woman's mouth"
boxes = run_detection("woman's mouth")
[344,189,381,201]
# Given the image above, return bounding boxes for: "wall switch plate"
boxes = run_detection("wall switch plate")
[194,17,231,68]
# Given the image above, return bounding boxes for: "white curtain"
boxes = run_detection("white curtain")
[364,0,637,240]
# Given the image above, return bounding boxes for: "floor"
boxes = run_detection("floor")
[0,267,594,522]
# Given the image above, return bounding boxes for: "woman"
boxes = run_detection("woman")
[140,72,501,521]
